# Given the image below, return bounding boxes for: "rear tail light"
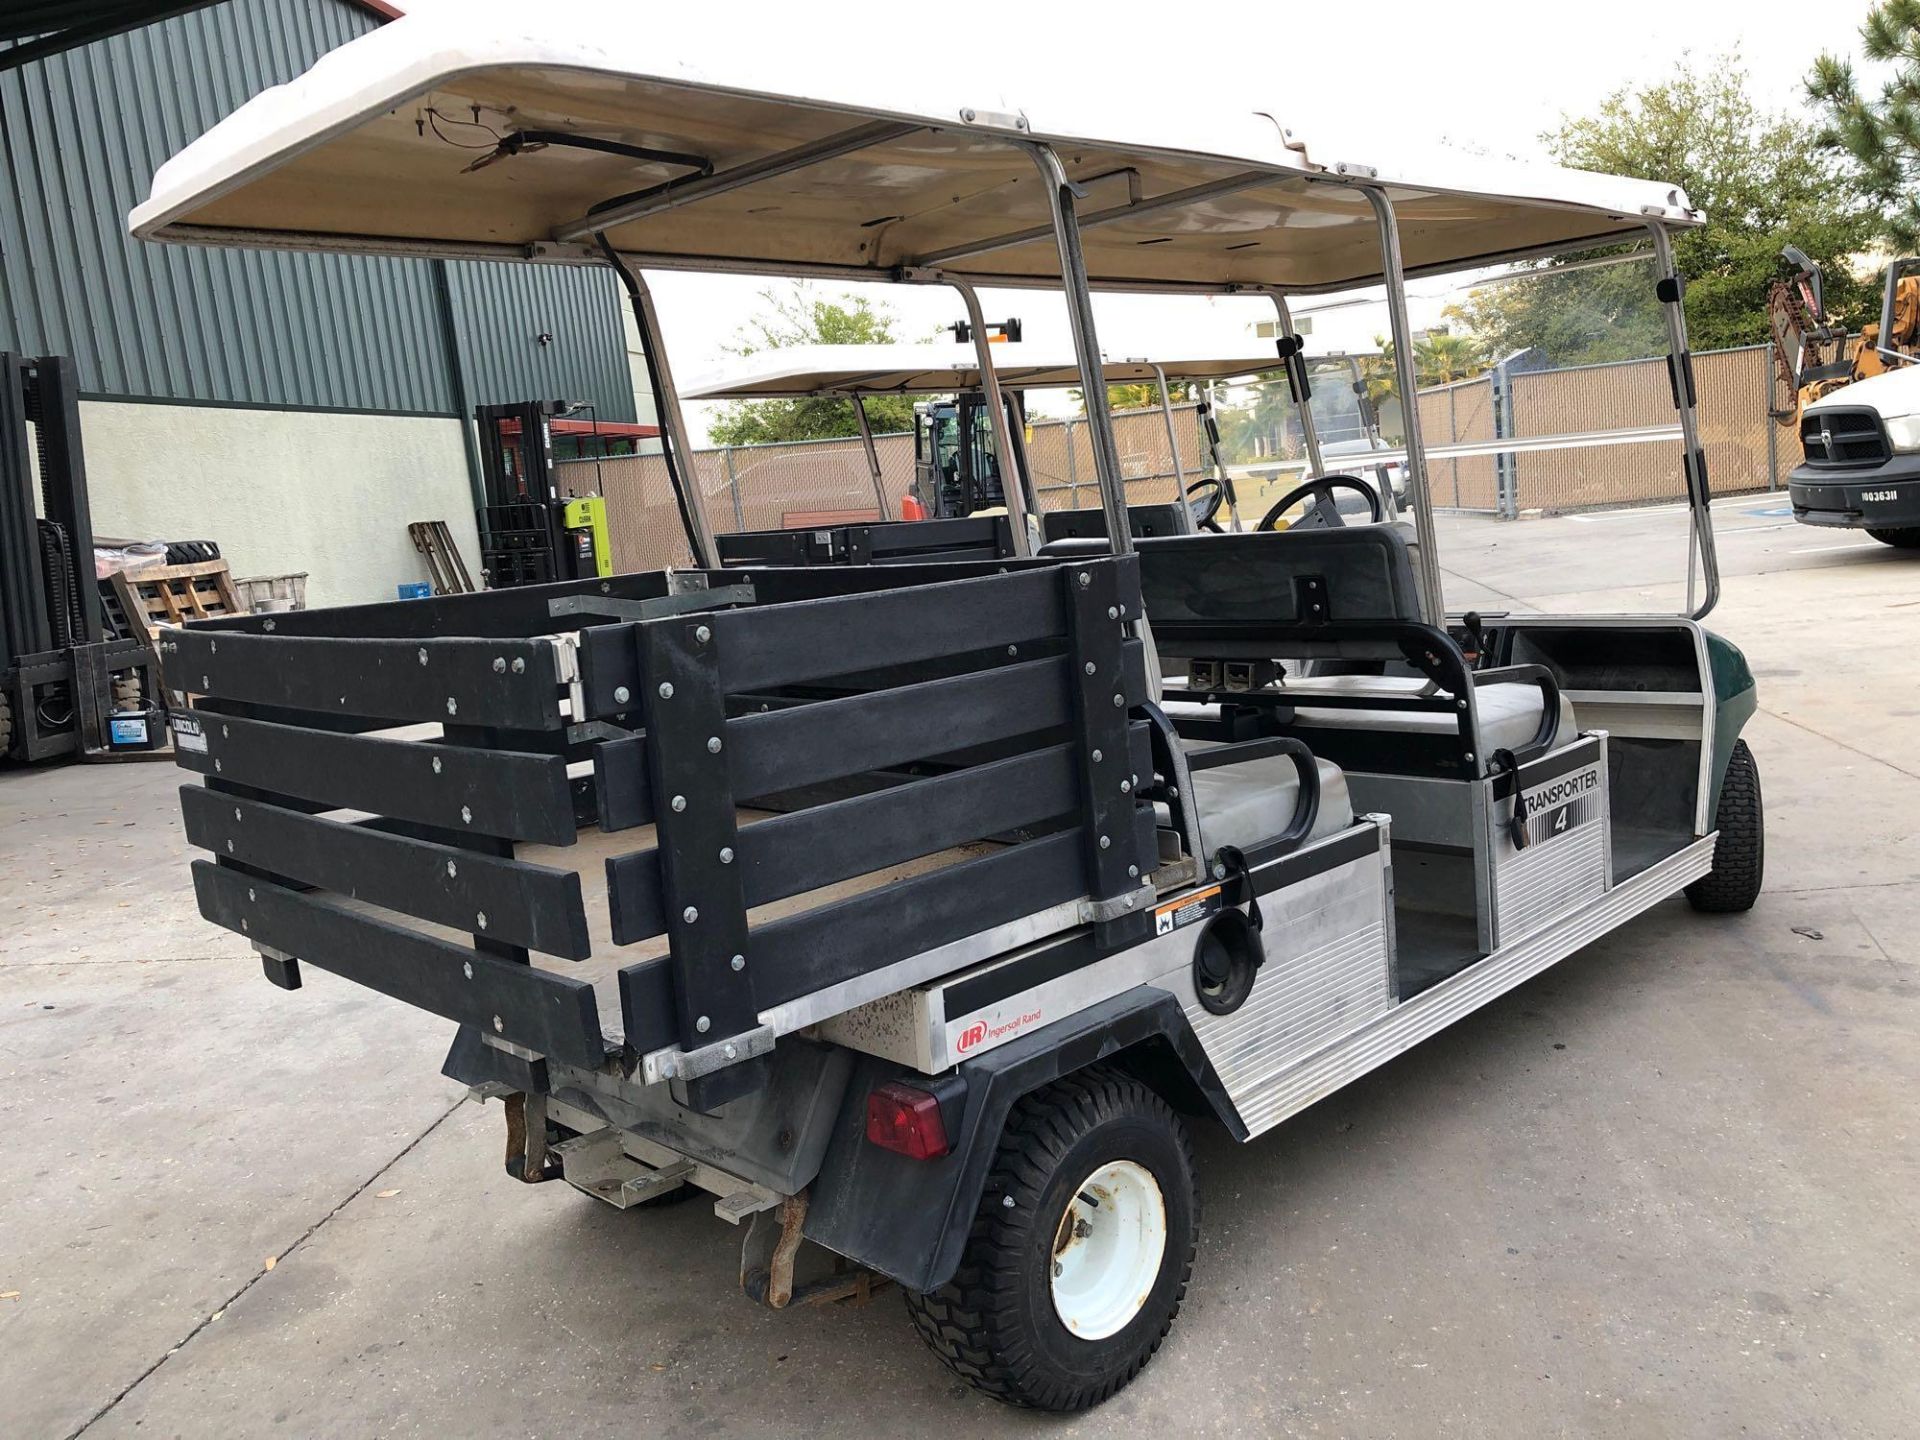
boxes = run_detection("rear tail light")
[865,1081,951,1159]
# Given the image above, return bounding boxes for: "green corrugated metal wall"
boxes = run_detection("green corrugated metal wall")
[0,0,637,421]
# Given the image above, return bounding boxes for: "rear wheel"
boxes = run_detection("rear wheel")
[904,1067,1197,1411]
[1686,738,1764,913]
[1866,527,1920,548]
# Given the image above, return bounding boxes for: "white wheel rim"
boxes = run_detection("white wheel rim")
[1048,1159,1168,1341]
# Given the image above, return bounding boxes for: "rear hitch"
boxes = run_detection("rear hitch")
[740,1190,890,1309]
[501,1092,564,1184]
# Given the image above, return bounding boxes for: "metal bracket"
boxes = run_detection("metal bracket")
[1078,881,1156,924]
[546,584,754,621]
[641,1022,777,1084]
[551,1127,693,1208]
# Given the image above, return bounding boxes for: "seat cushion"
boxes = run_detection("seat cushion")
[1283,674,1576,753]
[1162,745,1355,855]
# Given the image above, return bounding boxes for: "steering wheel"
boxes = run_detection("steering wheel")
[1184,475,1228,532]
[1256,474,1383,532]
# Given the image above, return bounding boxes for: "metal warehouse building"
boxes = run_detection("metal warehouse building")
[2,0,652,605]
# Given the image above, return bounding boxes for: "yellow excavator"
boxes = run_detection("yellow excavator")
[1768,246,1920,423]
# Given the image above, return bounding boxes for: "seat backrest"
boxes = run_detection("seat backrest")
[1136,527,1424,652]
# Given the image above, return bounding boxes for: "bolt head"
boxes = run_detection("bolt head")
[417,648,428,666]
[683,906,699,924]
[1003,1195,1016,1209]
[233,807,241,821]
[1078,571,1092,587]
[492,657,506,674]
[695,625,712,644]
[724,1044,738,1060]
[1084,661,1096,675]
[613,685,631,705]
[446,859,458,878]
[476,911,488,930]
[658,682,675,700]
[696,1015,711,1034]
[1098,835,1111,850]
[445,697,458,716]
[1007,645,1018,657]
[1091,748,1103,762]
[730,954,745,972]
[263,619,276,632]
[1213,862,1228,880]
[493,1014,504,1033]
[1107,606,1119,620]
[719,846,734,864]
[432,756,443,774]
[707,736,723,754]
[511,657,526,674]
[1120,779,1132,793]
[1127,865,1139,878]
[671,794,687,813]
[1111,693,1124,708]
[214,759,223,773]
[462,962,473,980]
[248,887,256,902]
[461,805,473,825]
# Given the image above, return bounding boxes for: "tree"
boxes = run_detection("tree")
[1453,56,1880,364]
[707,286,921,446]
[1809,0,1920,249]
[1413,331,1487,385]
[1074,379,1200,412]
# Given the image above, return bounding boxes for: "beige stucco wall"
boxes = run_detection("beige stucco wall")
[77,401,483,610]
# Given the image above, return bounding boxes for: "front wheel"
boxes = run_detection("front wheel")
[1686,738,1764,913]
[904,1066,1197,1411]
[1866,527,1920,549]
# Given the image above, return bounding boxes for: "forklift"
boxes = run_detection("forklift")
[904,319,1032,521]
[1,353,164,764]
[474,400,615,587]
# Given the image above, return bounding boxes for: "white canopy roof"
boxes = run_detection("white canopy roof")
[682,344,1287,399]
[129,7,1701,295]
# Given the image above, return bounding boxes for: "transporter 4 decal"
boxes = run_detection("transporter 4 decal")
[1515,764,1602,848]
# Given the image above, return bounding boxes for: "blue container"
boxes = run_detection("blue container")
[396,581,433,600]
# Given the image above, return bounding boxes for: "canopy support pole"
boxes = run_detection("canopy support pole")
[1148,362,1197,532]
[1646,220,1720,620]
[849,394,892,520]
[1361,189,1445,626]
[1028,143,1131,554]
[1265,291,1328,484]
[599,242,717,568]
[945,275,1034,555]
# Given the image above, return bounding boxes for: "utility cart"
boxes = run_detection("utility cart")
[133,14,1761,1412]
[682,343,1277,564]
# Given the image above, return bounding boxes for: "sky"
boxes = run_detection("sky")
[390,0,1878,437]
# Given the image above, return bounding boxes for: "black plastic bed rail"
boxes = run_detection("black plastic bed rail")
[165,558,1158,1110]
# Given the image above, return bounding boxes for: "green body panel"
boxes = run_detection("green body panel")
[1703,629,1757,811]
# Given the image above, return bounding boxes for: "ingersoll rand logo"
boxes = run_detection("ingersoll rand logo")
[956,1021,989,1054]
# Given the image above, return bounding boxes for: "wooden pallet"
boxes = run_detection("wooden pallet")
[110,559,249,640]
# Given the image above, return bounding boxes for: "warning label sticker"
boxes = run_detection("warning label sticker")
[1155,884,1223,936]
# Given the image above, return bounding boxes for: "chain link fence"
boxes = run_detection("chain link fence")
[558,346,1787,570]
[1502,344,1778,513]
[556,404,1210,571]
